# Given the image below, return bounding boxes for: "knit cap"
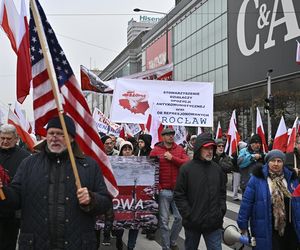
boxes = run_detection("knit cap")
[46,115,76,137]
[265,149,286,163]
[215,138,224,145]
[250,134,262,144]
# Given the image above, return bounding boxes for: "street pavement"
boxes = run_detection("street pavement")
[97,177,252,250]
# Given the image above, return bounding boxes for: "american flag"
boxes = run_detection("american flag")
[29,0,118,196]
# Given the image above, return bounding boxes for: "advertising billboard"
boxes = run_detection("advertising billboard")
[228,0,300,89]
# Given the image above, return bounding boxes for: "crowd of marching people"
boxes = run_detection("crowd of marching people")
[0,116,300,250]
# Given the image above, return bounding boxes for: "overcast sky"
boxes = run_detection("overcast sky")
[0,0,174,121]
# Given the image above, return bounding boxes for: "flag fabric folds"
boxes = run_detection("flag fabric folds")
[273,116,288,152]
[146,105,163,148]
[225,110,240,157]
[14,101,32,133]
[256,107,268,153]
[80,65,113,93]
[0,0,31,103]
[286,117,299,153]
[29,0,118,196]
[296,41,300,65]
[8,108,35,152]
[293,184,300,197]
[215,121,222,139]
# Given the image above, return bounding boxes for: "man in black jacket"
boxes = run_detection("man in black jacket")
[174,133,227,250]
[0,124,30,250]
[0,115,112,250]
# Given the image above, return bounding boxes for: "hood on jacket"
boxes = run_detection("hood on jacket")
[252,164,298,180]
[119,141,133,156]
[193,133,216,160]
[138,134,152,149]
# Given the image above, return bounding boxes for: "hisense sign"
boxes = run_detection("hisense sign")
[139,15,161,23]
[228,0,300,88]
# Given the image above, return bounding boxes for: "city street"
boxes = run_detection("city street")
[97,179,252,250]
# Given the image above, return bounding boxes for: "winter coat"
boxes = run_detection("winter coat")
[0,146,30,218]
[174,133,227,232]
[0,141,112,250]
[237,165,300,250]
[286,149,300,173]
[0,146,30,180]
[213,152,233,183]
[150,142,189,190]
[238,146,264,190]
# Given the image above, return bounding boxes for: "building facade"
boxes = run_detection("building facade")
[98,0,300,140]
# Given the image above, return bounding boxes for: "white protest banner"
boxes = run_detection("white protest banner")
[126,123,142,136]
[110,78,213,127]
[92,107,121,135]
[173,125,187,145]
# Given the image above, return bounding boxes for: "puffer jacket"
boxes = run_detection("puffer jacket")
[150,142,189,190]
[174,133,227,232]
[0,141,112,250]
[237,165,300,249]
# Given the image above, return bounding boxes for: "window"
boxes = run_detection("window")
[202,49,208,73]
[215,68,223,93]
[208,46,215,71]
[215,42,222,68]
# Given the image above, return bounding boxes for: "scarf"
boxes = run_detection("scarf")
[269,171,292,236]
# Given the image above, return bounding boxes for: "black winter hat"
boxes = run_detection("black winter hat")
[250,134,262,144]
[101,135,111,144]
[46,115,76,137]
[138,134,152,148]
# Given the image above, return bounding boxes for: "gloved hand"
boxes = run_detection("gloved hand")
[0,165,9,186]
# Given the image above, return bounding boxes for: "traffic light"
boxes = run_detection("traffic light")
[269,95,275,115]
[264,97,270,112]
[264,96,274,115]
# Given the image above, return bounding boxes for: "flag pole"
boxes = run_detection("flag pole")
[0,189,5,200]
[30,0,81,189]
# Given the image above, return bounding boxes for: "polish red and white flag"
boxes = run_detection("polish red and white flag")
[8,108,35,152]
[14,101,32,133]
[146,105,163,147]
[119,124,134,139]
[256,107,268,153]
[286,117,299,153]
[273,116,288,152]
[226,110,240,157]
[0,0,31,103]
[215,121,222,139]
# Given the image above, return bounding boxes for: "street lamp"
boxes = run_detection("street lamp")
[133,8,169,65]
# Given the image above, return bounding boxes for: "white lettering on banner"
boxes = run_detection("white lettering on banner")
[112,198,144,210]
[237,0,300,56]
